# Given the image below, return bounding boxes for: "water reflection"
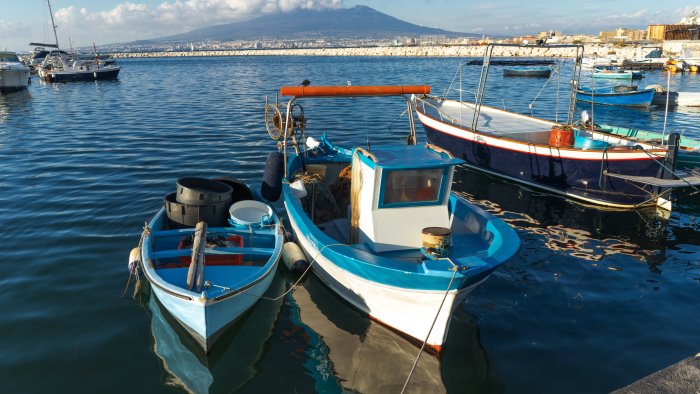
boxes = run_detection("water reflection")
[144,272,286,394]
[0,88,32,125]
[450,165,698,272]
[291,275,499,393]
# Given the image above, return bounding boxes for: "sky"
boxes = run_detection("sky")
[1,0,699,51]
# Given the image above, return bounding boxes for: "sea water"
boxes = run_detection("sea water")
[1,56,699,393]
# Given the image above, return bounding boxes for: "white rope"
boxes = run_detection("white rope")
[401,260,460,393]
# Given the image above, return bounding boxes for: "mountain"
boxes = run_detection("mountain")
[151,5,470,43]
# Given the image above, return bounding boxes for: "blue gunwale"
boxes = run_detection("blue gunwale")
[142,208,282,299]
[576,86,654,107]
[284,147,519,291]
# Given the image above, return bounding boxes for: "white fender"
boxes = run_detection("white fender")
[282,242,308,273]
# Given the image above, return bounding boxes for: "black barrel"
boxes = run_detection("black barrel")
[213,177,255,204]
[176,177,232,205]
[164,192,231,228]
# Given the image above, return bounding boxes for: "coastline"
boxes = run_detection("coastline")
[110,44,647,59]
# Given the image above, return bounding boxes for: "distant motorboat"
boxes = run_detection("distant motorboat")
[33,0,120,82]
[503,65,552,77]
[0,51,30,93]
[38,55,120,82]
[576,85,654,107]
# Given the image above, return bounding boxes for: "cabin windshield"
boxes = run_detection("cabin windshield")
[0,53,20,62]
[382,168,444,206]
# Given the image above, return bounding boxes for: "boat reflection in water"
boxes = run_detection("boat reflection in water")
[450,165,677,267]
[291,275,500,393]
[144,272,286,394]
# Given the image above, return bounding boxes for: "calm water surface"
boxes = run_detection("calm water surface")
[1,56,699,393]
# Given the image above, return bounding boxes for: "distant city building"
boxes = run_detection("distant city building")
[648,24,700,41]
[599,27,646,42]
[419,35,446,46]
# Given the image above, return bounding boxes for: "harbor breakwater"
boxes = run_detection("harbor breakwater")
[111,44,647,59]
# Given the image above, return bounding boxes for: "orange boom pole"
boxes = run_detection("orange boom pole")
[279,85,430,97]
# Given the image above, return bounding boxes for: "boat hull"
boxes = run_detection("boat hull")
[576,88,654,107]
[0,67,30,92]
[148,264,278,352]
[42,67,120,82]
[285,202,478,351]
[140,204,283,353]
[651,91,700,107]
[503,67,551,77]
[416,102,669,208]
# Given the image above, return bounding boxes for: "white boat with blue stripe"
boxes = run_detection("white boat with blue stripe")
[133,177,283,353]
[262,85,520,354]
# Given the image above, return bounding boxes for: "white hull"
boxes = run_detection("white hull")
[148,262,277,349]
[287,209,477,350]
[0,66,30,91]
[652,91,700,107]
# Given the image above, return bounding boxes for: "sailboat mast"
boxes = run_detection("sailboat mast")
[47,0,60,50]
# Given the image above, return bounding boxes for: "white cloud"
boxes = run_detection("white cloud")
[48,0,344,46]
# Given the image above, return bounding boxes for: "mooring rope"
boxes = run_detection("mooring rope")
[257,243,346,301]
[401,260,460,393]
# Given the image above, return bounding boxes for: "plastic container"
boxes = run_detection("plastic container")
[229,200,273,226]
[164,192,231,228]
[212,177,255,203]
[176,177,232,205]
[574,135,610,150]
[549,126,574,148]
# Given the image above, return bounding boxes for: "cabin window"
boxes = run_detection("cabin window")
[0,54,20,62]
[382,168,443,206]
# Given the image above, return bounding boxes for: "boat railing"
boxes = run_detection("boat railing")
[273,85,430,178]
[415,96,466,128]
[444,43,585,133]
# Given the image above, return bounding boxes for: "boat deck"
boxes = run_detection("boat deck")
[423,99,554,144]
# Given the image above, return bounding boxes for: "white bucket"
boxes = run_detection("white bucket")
[229,200,273,225]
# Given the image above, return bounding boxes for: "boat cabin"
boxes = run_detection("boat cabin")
[350,145,463,252]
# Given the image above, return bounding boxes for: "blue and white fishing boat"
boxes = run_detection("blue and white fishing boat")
[262,85,520,353]
[503,65,551,77]
[414,44,700,211]
[131,177,283,353]
[576,85,654,107]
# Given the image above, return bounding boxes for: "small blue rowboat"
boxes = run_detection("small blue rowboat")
[263,85,520,354]
[503,66,551,77]
[132,177,283,353]
[592,67,642,79]
[576,85,654,107]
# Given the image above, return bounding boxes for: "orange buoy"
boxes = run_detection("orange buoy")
[665,65,678,73]
[691,65,699,73]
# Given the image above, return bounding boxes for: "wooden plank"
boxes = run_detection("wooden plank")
[152,227,276,238]
[152,247,275,260]
[605,172,700,187]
